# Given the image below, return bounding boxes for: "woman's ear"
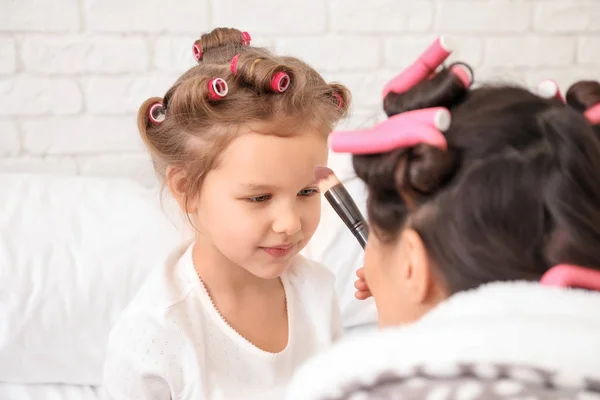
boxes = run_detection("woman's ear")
[397,228,436,305]
[166,166,197,214]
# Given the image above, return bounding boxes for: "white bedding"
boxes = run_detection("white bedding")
[0,383,100,400]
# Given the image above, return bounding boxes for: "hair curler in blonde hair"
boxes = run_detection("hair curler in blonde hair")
[137,27,352,199]
[207,78,228,100]
[148,101,166,125]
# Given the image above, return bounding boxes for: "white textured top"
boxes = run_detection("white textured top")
[101,241,342,400]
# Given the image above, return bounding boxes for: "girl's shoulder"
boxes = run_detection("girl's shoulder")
[285,254,336,287]
[120,240,196,316]
[284,255,338,309]
[104,242,207,390]
[106,240,202,352]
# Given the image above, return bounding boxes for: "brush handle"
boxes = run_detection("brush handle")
[351,222,369,249]
[324,185,369,249]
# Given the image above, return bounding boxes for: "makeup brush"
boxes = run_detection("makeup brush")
[315,166,368,249]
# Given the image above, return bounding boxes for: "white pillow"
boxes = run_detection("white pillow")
[0,173,187,385]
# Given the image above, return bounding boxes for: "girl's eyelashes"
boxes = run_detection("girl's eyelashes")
[298,188,319,197]
[243,187,319,203]
[246,194,272,203]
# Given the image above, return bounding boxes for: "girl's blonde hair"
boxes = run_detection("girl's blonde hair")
[137,27,351,198]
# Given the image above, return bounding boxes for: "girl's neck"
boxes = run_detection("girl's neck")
[191,237,280,296]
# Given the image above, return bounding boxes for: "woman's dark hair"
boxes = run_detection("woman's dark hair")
[354,62,600,294]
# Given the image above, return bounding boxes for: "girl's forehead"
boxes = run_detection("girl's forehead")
[215,131,329,185]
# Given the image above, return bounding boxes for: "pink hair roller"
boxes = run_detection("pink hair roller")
[332,92,344,109]
[450,64,473,88]
[398,107,451,130]
[584,103,600,125]
[241,31,252,46]
[271,71,290,93]
[427,65,444,80]
[540,264,600,291]
[382,36,454,98]
[148,102,165,125]
[192,43,203,62]
[208,78,228,100]
[537,79,565,103]
[230,54,240,75]
[330,107,450,155]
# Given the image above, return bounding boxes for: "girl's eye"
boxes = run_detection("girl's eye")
[246,194,271,203]
[299,188,319,197]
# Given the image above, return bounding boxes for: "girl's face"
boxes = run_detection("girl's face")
[191,125,328,279]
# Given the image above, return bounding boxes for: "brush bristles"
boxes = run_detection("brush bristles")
[315,166,342,193]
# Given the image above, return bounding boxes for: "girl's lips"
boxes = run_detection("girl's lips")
[261,244,294,258]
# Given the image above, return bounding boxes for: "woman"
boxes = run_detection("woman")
[286,38,600,399]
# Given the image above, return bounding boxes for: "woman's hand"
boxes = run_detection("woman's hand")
[354,267,372,300]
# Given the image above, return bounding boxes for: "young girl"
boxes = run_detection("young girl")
[286,39,600,399]
[101,27,350,400]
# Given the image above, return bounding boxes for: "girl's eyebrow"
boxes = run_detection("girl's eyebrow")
[240,181,317,191]
[240,183,276,191]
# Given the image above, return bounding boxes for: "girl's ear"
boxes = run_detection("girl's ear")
[166,166,197,214]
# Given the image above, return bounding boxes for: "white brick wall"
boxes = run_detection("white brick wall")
[1,0,599,185]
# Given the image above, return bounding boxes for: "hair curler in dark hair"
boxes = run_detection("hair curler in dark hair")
[383,63,472,117]
[566,80,600,126]
[537,79,565,103]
